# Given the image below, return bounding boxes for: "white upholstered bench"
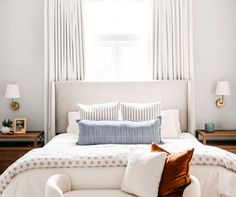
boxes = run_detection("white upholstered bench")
[45,174,201,197]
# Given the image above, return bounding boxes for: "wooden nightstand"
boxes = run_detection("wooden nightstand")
[0,131,44,174]
[196,130,236,154]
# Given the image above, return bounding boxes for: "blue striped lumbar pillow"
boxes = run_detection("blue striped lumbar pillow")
[76,117,162,145]
[121,102,161,121]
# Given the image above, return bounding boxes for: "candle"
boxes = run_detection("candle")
[205,123,215,132]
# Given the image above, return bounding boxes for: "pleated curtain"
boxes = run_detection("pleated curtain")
[44,0,85,142]
[44,0,196,140]
[152,0,196,133]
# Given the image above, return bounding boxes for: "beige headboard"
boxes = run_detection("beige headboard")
[55,80,188,133]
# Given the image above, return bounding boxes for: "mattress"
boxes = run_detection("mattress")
[1,133,236,197]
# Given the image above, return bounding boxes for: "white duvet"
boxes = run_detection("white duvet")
[1,133,236,197]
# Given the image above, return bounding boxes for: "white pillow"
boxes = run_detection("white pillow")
[121,101,161,121]
[67,112,80,134]
[121,152,166,197]
[78,101,120,121]
[161,109,181,138]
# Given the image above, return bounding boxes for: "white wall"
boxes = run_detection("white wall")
[0,0,44,130]
[0,0,235,131]
[193,0,236,130]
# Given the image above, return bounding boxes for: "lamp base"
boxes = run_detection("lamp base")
[10,101,20,111]
[216,99,224,108]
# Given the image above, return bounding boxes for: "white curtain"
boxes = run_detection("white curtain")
[152,0,196,133]
[44,0,85,142]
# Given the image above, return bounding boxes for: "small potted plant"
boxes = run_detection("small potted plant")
[1,119,13,134]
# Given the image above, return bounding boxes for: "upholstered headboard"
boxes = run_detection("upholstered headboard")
[55,81,188,133]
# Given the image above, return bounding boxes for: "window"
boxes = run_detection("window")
[83,0,152,81]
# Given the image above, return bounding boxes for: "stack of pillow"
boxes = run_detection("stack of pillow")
[67,101,194,197]
[67,101,182,144]
[120,144,194,197]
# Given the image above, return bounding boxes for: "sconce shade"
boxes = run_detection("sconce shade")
[215,81,231,96]
[5,84,21,98]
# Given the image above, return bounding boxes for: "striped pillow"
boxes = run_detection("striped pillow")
[121,102,161,121]
[76,117,162,145]
[77,101,120,121]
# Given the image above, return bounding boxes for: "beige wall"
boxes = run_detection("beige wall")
[193,0,236,129]
[0,0,235,131]
[0,0,44,130]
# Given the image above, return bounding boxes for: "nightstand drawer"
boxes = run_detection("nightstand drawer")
[0,162,16,174]
[0,160,15,168]
[196,130,236,154]
[213,145,236,154]
[0,131,44,174]
[0,151,28,174]
[0,151,27,161]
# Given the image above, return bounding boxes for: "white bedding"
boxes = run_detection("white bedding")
[1,133,236,197]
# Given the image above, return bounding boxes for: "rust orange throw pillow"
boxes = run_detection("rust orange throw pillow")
[151,143,194,197]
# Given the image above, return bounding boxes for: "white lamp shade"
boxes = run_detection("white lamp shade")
[5,84,21,98]
[215,81,231,96]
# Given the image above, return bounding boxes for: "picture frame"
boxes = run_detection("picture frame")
[13,118,27,133]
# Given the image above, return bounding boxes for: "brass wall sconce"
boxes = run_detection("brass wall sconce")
[215,81,231,108]
[5,84,21,111]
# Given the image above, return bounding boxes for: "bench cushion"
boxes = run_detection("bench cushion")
[64,190,135,197]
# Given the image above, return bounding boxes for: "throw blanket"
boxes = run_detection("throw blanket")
[0,143,236,196]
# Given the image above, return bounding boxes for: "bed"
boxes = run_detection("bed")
[1,81,236,197]
[1,133,235,197]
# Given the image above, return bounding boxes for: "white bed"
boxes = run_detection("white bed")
[1,133,236,197]
[1,81,236,197]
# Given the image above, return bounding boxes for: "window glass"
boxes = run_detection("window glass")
[83,0,152,81]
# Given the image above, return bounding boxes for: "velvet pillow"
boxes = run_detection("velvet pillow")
[151,143,194,197]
